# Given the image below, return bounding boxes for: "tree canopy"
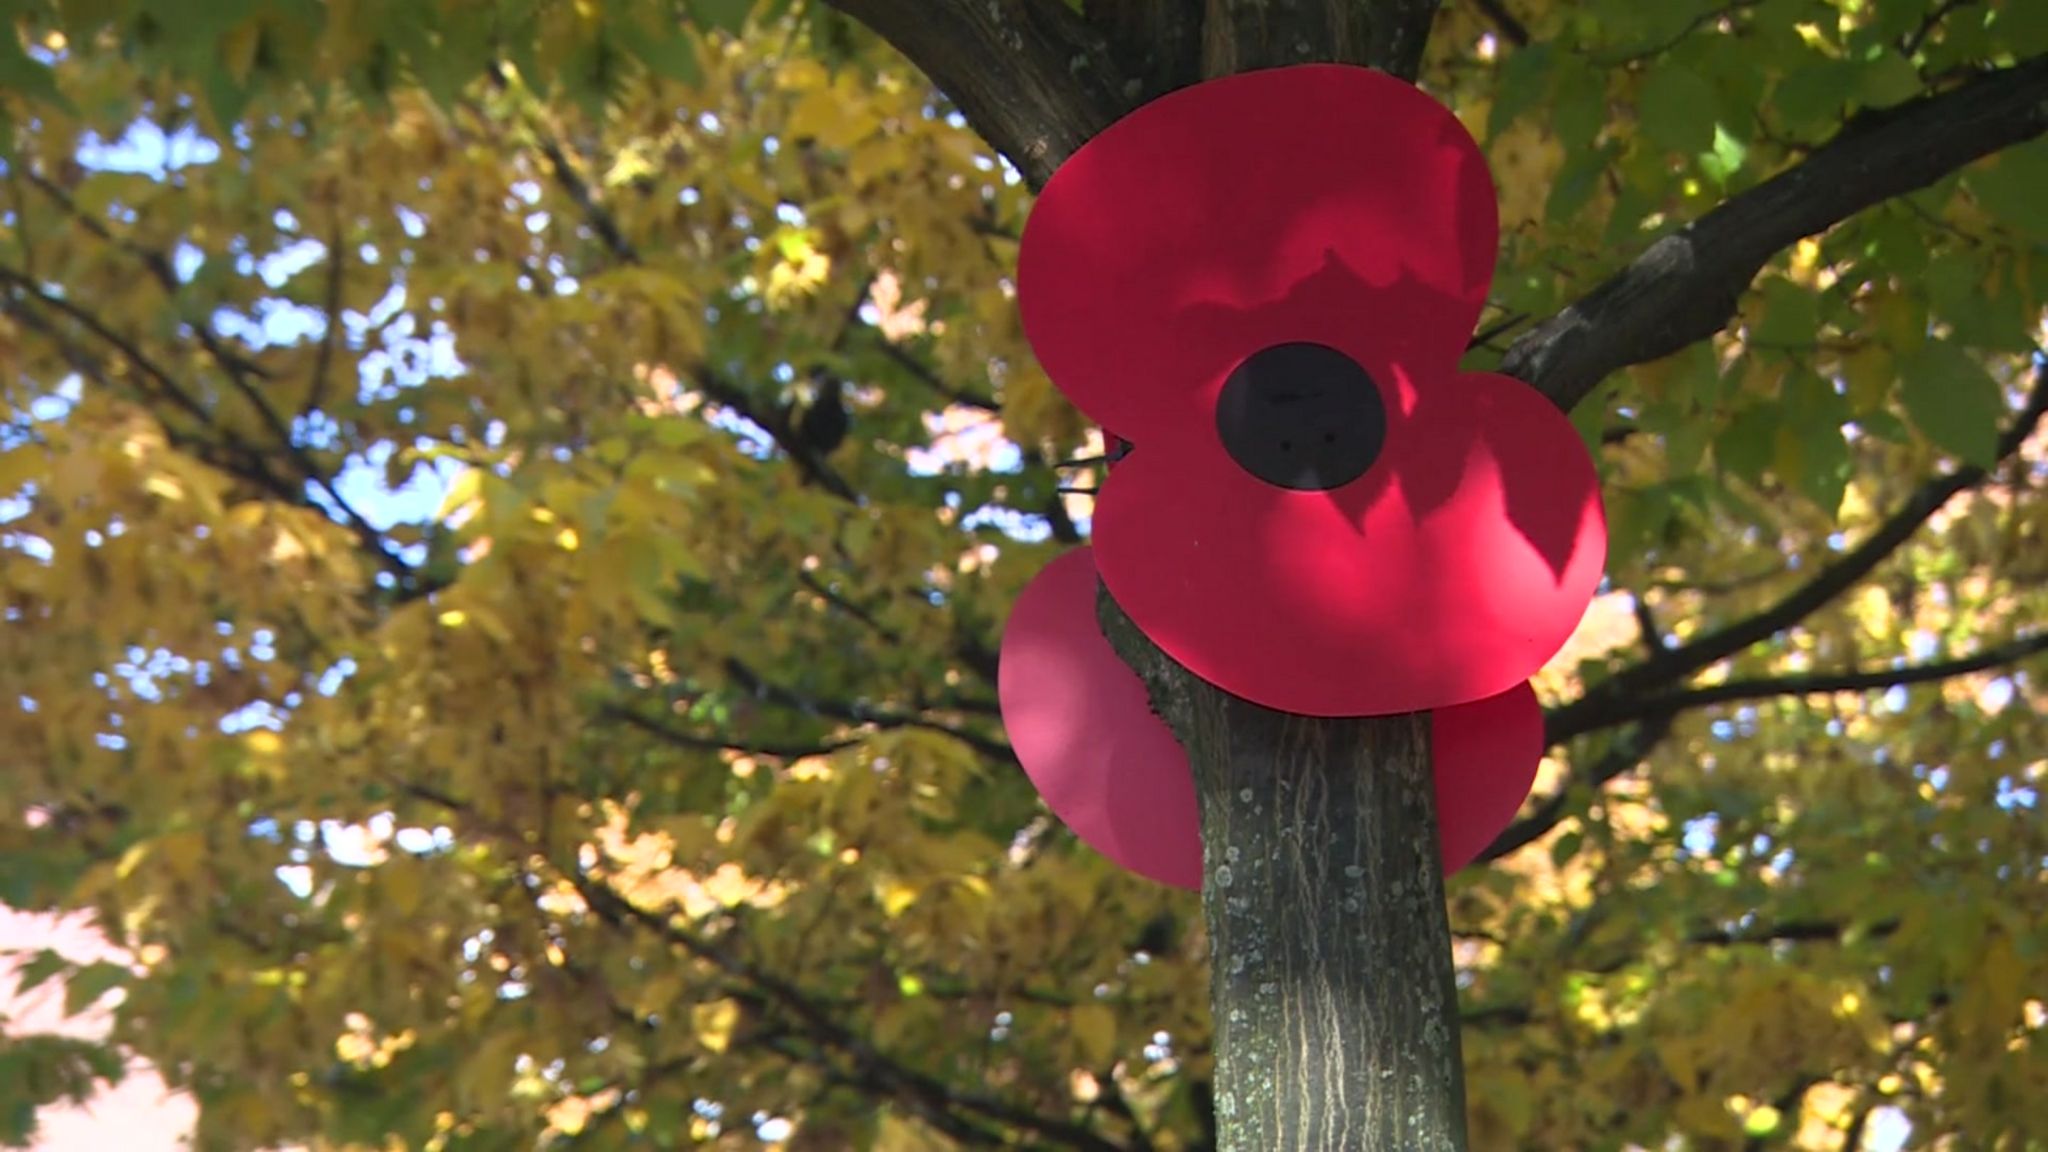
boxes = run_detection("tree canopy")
[2,0,2046,1149]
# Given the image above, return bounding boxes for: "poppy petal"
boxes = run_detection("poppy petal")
[1090,370,1606,717]
[997,547,1203,889]
[998,550,1547,887]
[1017,64,1497,440]
[1432,682,1545,872]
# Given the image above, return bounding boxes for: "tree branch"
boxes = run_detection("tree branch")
[1549,364,2048,742]
[1499,628,2046,862]
[1199,0,1439,78]
[389,776,1116,1150]
[597,703,863,760]
[722,658,1018,763]
[22,173,378,549]
[1466,0,1529,46]
[820,0,1132,190]
[573,879,1128,1152]
[866,335,999,413]
[304,213,348,418]
[1502,54,2048,412]
[1481,714,1676,862]
[1079,0,1205,103]
[1590,631,2048,726]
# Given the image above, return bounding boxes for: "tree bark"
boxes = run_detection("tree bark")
[815,4,2048,1143]
[1107,14,1470,1152]
[831,1,1468,1148]
[1098,608,1468,1152]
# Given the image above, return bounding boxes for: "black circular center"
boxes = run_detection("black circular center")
[1215,342,1387,491]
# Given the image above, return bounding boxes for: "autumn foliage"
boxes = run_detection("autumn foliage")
[1,1,2046,1150]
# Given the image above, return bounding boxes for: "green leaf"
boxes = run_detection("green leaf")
[1551,64,1606,153]
[1772,58,1860,134]
[1898,342,2004,468]
[0,26,76,113]
[1857,206,1931,278]
[2002,0,2048,55]
[1856,50,1923,109]
[1551,830,1585,869]
[1780,415,1852,516]
[11,949,70,996]
[1489,43,1555,138]
[638,26,705,86]
[1546,145,1611,223]
[1716,404,1778,484]
[1752,278,1820,347]
[689,0,755,35]
[1699,123,1748,186]
[1968,139,2048,240]
[1924,250,2030,352]
[1637,65,1719,154]
[1610,485,1676,559]
[62,962,132,1018]
[1855,407,1912,445]
[1779,370,1853,513]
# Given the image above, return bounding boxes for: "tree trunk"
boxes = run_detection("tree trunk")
[1098,605,1468,1152]
[830,1,1467,1148]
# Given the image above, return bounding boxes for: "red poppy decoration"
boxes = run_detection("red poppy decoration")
[999,548,1544,889]
[1015,64,1607,717]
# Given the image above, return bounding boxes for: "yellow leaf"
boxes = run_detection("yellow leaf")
[787,85,877,151]
[692,998,740,1053]
[221,20,262,84]
[382,859,424,917]
[437,467,484,521]
[453,1030,524,1111]
[158,832,207,882]
[143,473,185,502]
[1870,286,1926,355]
[1972,934,2024,1038]
[878,879,918,918]
[0,447,44,494]
[631,973,687,1020]
[1068,1003,1117,1069]
[874,1110,951,1151]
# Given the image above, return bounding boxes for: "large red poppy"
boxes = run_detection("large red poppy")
[1015,64,1606,717]
[999,549,1543,889]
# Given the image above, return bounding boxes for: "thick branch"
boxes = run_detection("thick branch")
[1080,0,1205,102]
[1201,0,1440,78]
[1503,54,2048,412]
[820,0,1132,189]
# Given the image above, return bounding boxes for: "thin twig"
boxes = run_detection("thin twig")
[1467,0,1531,47]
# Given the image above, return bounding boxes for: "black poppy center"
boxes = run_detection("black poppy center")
[1215,342,1387,491]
